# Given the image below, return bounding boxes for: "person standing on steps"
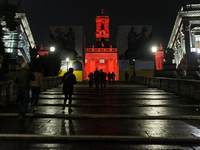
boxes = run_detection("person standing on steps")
[125,71,129,82]
[94,68,100,89]
[62,68,77,112]
[99,69,106,90]
[30,66,44,111]
[111,72,115,84]
[88,72,94,90]
[15,62,35,121]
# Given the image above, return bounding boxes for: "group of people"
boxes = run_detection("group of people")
[15,64,130,121]
[15,62,44,121]
[88,68,115,90]
[15,62,77,121]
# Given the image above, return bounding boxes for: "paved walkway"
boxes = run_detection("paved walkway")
[1,81,200,149]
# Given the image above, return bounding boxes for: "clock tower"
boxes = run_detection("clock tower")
[84,9,118,81]
[95,9,110,48]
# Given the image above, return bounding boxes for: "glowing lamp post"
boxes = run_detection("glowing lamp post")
[152,47,157,71]
[152,47,157,53]
[66,57,69,71]
[50,47,55,52]
[50,46,55,76]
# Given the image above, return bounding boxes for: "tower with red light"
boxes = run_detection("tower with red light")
[84,10,118,80]
[95,9,110,48]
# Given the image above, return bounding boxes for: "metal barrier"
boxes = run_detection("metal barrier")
[0,76,62,106]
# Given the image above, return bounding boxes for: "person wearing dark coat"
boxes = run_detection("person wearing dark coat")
[94,68,100,89]
[125,71,129,82]
[107,72,112,85]
[62,68,77,112]
[15,62,35,121]
[99,69,106,90]
[88,72,94,90]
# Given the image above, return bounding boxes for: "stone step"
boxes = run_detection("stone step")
[0,134,200,144]
[1,113,200,120]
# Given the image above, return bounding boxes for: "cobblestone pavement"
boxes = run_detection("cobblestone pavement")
[1,81,200,149]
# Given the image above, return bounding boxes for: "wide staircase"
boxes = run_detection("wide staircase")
[1,81,200,149]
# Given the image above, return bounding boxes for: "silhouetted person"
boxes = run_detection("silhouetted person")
[125,71,129,82]
[94,68,100,89]
[100,69,106,90]
[15,62,35,121]
[107,72,111,85]
[88,72,94,90]
[111,72,115,84]
[62,68,77,112]
[30,66,44,111]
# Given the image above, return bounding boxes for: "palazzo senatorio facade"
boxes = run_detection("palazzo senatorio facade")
[84,10,118,80]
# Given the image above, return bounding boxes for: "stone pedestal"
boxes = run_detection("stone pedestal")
[163,64,176,70]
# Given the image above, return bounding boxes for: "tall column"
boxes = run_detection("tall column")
[183,21,193,70]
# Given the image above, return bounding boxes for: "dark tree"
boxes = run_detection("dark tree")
[0,0,18,31]
[29,46,39,71]
[32,54,61,77]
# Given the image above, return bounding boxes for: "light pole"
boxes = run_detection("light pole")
[50,46,55,76]
[50,47,55,52]
[152,47,157,71]
[66,57,69,71]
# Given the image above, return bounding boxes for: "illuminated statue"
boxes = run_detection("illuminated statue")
[63,27,75,50]
[55,27,65,47]
[63,27,77,59]
[139,27,148,45]
[164,48,175,64]
[127,27,139,49]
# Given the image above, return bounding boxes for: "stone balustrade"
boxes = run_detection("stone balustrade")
[132,76,200,101]
[0,76,62,106]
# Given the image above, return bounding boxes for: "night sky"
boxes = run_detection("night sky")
[8,0,199,49]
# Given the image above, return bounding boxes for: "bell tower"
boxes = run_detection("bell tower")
[84,9,118,81]
[95,9,110,48]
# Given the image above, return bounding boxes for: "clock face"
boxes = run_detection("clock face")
[99,30,106,37]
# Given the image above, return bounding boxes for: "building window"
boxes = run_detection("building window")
[18,50,22,56]
[85,59,87,63]
[5,49,13,53]
[196,37,200,48]
[100,59,104,63]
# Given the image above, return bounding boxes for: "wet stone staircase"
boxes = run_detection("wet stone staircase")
[1,81,200,149]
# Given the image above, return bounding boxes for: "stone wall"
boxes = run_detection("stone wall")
[132,76,200,101]
[0,76,62,106]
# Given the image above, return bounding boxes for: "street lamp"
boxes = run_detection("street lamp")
[152,47,157,53]
[152,47,157,72]
[66,57,69,71]
[50,47,55,76]
[50,47,55,52]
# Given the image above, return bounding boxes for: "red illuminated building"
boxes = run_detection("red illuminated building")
[154,44,164,70]
[38,44,49,56]
[85,10,118,80]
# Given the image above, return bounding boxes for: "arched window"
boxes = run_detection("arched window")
[191,26,200,52]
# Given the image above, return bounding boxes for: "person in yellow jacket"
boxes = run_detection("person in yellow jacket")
[30,66,44,110]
